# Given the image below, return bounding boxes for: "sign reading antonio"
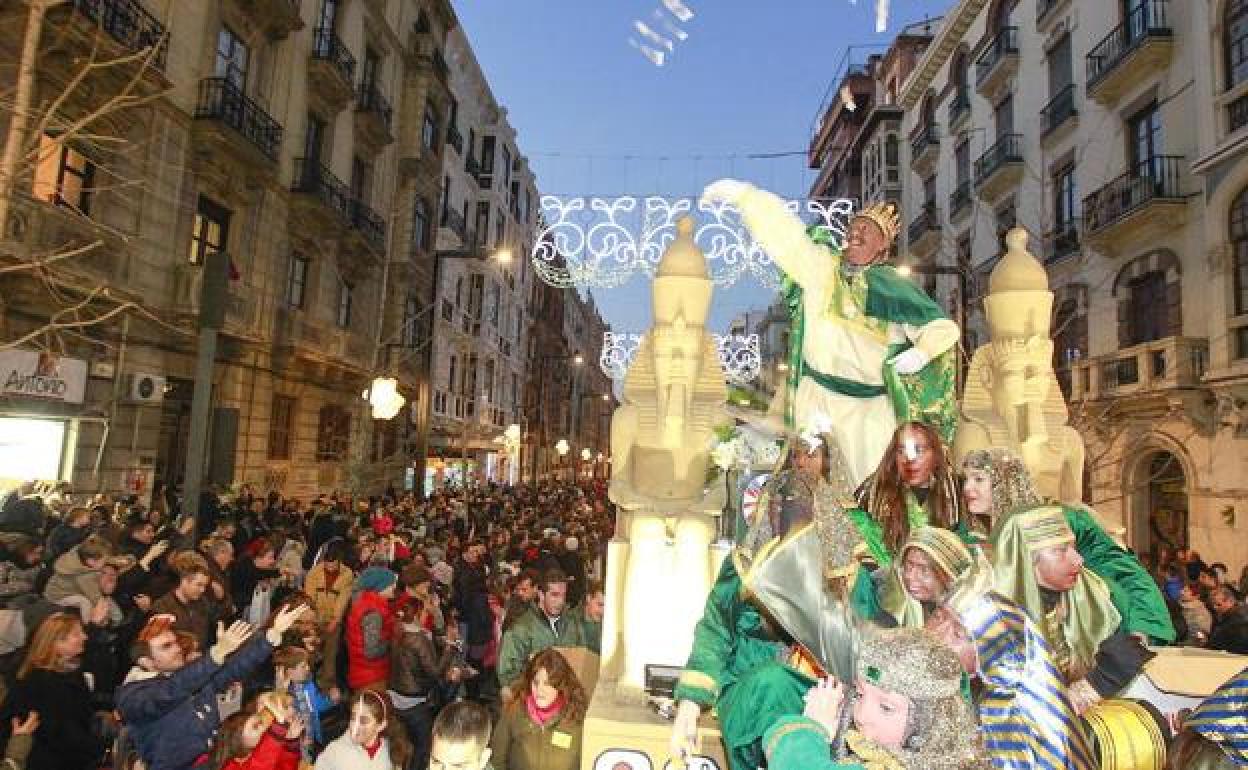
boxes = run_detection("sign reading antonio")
[0,349,87,404]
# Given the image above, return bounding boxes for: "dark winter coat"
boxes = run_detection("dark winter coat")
[0,666,107,770]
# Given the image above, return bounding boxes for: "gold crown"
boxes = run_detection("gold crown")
[852,202,901,244]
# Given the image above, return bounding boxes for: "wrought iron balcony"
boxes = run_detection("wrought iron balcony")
[1048,222,1080,262]
[194,78,283,161]
[350,199,386,251]
[949,182,972,220]
[291,157,352,223]
[69,0,168,69]
[432,47,450,84]
[1041,84,1078,138]
[355,81,394,141]
[310,28,356,105]
[447,124,464,156]
[1036,0,1068,26]
[1083,155,1186,237]
[975,26,1019,92]
[948,91,971,130]
[910,124,940,172]
[1229,92,1248,135]
[974,133,1023,189]
[1086,0,1173,103]
[440,206,467,239]
[907,203,941,255]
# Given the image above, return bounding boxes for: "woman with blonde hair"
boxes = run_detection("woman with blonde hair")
[0,612,109,770]
[490,648,587,770]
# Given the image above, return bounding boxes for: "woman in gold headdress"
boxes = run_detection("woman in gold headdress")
[761,627,990,770]
[964,447,1175,646]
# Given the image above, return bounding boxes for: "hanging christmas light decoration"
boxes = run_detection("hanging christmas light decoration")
[599,331,761,385]
[533,195,854,290]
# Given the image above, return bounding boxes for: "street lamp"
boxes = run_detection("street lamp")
[555,438,570,483]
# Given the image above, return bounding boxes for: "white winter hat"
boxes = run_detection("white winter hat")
[564,536,579,551]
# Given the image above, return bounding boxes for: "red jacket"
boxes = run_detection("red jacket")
[227,725,300,770]
[345,590,395,689]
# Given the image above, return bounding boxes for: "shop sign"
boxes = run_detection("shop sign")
[0,349,87,404]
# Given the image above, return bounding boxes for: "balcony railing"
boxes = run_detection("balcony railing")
[976,26,1019,87]
[71,0,168,69]
[355,82,393,133]
[910,124,940,163]
[907,203,941,247]
[440,206,467,239]
[1074,336,1207,400]
[1041,84,1078,137]
[1083,155,1185,235]
[291,157,352,222]
[1037,0,1064,24]
[1229,92,1248,134]
[465,155,481,175]
[974,133,1023,185]
[447,124,464,155]
[1086,0,1172,90]
[350,199,386,250]
[311,27,356,85]
[432,47,449,83]
[1049,222,1080,261]
[948,91,971,128]
[949,182,972,218]
[194,78,283,161]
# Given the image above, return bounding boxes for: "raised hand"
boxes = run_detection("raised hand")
[210,620,255,660]
[271,603,310,636]
[803,677,846,739]
[11,712,38,735]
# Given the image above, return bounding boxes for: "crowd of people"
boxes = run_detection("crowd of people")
[0,477,613,770]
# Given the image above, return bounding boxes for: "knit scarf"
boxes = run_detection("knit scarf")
[525,692,566,727]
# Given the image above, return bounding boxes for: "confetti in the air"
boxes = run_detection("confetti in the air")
[661,0,695,23]
[628,38,666,67]
[634,20,675,52]
[630,0,694,67]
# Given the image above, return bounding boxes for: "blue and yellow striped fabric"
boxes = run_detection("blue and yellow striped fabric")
[958,590,1097,770]
[1188,667,1248,767]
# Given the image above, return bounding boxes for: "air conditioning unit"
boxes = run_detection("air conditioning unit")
[129,373,166,404]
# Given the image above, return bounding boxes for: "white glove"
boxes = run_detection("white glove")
[669,699,701,762]
[699,178,751,209]
[890,348,930,375]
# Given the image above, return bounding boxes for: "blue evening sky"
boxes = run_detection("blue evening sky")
[455,0,952,335]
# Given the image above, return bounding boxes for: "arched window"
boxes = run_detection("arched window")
[412,197,430,252]
[1231,185,1248,315]
[1228,0,1248,90]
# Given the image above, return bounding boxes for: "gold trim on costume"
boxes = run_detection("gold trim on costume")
[763,720,830,762]
[676,670,719,697]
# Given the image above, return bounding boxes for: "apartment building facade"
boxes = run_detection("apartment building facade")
[424,24,541,490]
[896,0,1248,569]
[0,0,456,499]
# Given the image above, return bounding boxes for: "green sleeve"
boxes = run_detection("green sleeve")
[850,565,881,623]
[847,507,891,568]
[673,557,745,706]
[763,716,861,770]
[1065,505,1177,643]
[489,709,513,770]
[497,618,531,689]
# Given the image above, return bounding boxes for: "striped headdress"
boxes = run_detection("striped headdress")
[1187,667,1248,766]
[947,558,1098,770]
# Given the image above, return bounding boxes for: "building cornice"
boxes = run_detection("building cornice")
[899,0,990,109]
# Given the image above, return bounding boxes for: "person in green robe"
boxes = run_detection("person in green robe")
[854,421,967,625]
[962,447,1176,645]
[760,628,990,770]
[670,429,867,770]
[699,180,961,487]
[990,504,1157,714]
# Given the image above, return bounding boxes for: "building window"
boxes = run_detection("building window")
[422,104,438,151]
[995,199,1016,249]
[994,94,1014,138]
[1227,0,1248,89]
[315,404,350,461]
[305,114,326,162]
[1231,185,1248,315]
[269,395,295,460]
[286,253,309,308]
[955,140,970,186]
[412,198,429,252]
[351,156,373,204]
[215,26,250,91]
[1128,102,1163,171]
[448,355,458,392]
[317,0,338,30]
[33,134,94,214]
[1054,164,1077,232]
[1126,271,1169,345]
[336,279,353,328]
[1053,298,1086,397]
[402,295,419,347]
[361,47,380,91]
[1048,33,1073,92]
[474,201,490,247]
[481,136,496,174]
[189,196,230,265]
